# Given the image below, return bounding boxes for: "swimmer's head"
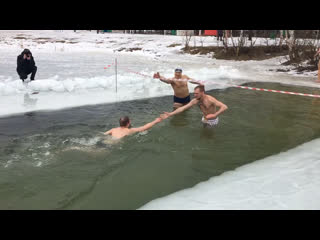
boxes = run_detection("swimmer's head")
[119,116,131,128]
[194,85,205,100]
[175,68,182,78]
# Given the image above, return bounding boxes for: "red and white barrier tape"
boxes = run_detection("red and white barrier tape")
[103,61,116,69]
[117,64,207,84]
[235,85,320,98]
[106,61,320,99]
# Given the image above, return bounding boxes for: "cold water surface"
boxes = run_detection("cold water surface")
[1,82,320,209]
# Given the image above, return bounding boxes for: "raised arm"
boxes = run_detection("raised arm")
[205,97,228,120]
[182,75,199,85]
[179,75,204,86]
[188,78,204,86]
[161,99,198,119]
[129,117,162,133]
[153,72,174,84]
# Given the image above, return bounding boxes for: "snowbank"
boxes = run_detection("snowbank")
[140,138,320,210]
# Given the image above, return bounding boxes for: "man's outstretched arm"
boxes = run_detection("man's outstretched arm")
[161,99,198,119]
[188,78,204,86]
[183,75,204,86]
[130,118,162,133]
[153,72,174,84]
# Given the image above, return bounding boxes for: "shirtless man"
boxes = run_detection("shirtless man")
[153,68,203,109]
[104,116,162,139]
[160,85,228,128]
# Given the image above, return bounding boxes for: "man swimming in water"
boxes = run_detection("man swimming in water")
[104,116,162,139]
[153,68,203,109]
[160,85,228,128]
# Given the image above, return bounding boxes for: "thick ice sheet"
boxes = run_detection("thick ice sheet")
[140,138,320,210]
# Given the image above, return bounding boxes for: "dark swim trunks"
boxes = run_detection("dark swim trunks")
[173,95,191,104]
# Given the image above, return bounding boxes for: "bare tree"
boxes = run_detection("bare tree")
[223,30,229,49]
[199,35,205,47]
[279,30,284,47]
[182,30,193,50]
[287,30,296,60]
[230,30,247,57]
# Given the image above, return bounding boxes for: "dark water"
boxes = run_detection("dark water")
[1,82,320,209]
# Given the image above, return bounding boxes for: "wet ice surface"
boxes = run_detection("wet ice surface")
[140,138,320,210]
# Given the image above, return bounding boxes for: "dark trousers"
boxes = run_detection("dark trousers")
[18,66,37,82]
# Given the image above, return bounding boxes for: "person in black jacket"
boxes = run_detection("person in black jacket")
[217,30,223,41]
[17,49,37,82]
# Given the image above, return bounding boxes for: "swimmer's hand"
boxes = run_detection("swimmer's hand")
[154,117,163,123]
[160,112,171,120]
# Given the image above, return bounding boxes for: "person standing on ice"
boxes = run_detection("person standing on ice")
[217,30,223,41]
[153,68,203,110]
[315,47,320,83]
[16,49,37,82]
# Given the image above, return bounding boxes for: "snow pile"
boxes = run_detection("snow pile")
[0,30,319,117]
[140,138,320,210]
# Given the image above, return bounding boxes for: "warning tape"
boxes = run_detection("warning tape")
[116,62,207,84]
[236,85,320,98]
[105,61,320,99]
[103,61,116,70]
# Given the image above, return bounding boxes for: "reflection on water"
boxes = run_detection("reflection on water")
[23,93,38,107]
[169,112,190,127]
[200,127,216,139]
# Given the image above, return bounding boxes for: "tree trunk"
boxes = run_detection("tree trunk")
[223,30,228,49]
[288,30,296,60]
[237,30,244,57]
[279,30,283,48]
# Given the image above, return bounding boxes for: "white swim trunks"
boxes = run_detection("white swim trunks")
[202,116,219,127]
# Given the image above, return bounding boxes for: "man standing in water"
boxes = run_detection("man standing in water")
[104,116,162,139]
[153,68,203,109]
[160,85,228,128]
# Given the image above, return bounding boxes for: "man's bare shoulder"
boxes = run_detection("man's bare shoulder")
[206,94,218,102]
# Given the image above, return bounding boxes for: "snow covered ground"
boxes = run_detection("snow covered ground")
[1,30,320,210]
[0,30,318,117]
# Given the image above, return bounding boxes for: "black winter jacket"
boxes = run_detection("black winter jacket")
[17,51,36,75]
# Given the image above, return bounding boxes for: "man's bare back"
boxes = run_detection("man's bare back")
[105,127,133,139]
